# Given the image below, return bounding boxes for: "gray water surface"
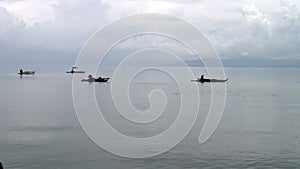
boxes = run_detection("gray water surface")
[0,68,300,168]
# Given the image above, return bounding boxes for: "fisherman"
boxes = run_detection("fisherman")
[88,74,94,82]
[71,66,77,73]
[19,69,23,75]
[198,74,206,83]
[200,74,204,80]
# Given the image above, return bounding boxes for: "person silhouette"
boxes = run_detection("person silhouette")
[87,74,94,82]
[19,69,24,75]
[198,74,206,83]
[0,161,3,169]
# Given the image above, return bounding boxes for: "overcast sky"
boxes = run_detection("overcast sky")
[0,0,300,69]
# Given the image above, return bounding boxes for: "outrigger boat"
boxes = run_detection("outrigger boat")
[191,75,228,83]
[66,66,85,74]
[81,75,109,83]
[18,69,35,75]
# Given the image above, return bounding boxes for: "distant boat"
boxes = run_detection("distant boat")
[18,69,35,75]
[66,66,85,74]
[191,78,228,83]
[81,75,109,83]
[191,75,228,83]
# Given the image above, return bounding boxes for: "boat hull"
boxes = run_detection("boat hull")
[66,71,85,73]
[18,71,35,75]
[191,78,228,83]
[81,78,110,83]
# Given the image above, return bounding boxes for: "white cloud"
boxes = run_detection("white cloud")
[203,0,300,59]
[102,0,185,20]
[0,0,110,53]
[241,52,249,56]
[1,0,58,26]
[0,0,300,65]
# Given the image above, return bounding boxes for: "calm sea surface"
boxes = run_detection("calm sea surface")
[0,67,300,169]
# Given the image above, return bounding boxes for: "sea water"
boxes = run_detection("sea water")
[0,67,299,168]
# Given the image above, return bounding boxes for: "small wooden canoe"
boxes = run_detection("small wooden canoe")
[66,70,85,73]
[66,66,85,74]
[18,71,35,75]
[191,78,228,83]
[81,77,110,83]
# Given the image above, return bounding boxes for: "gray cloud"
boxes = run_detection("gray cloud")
[0,0,299,69]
